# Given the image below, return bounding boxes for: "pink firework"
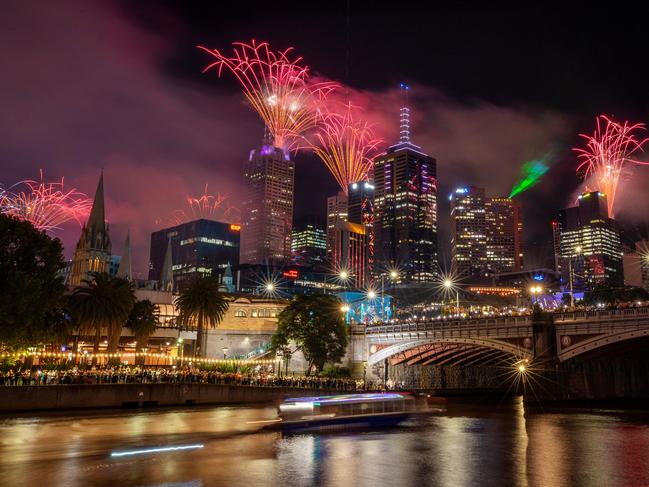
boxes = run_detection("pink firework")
[574,115,649,216]
[198,40,337,151]
[163,185,241,226]
[1,171,92,232]
[311,102,382,194]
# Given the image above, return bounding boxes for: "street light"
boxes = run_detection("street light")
[443,279,460,312]
[339,270,349,281]
[265,283,275,293]
[389,269,398,280]
[367,289,377,300]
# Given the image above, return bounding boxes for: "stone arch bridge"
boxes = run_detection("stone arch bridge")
[354,307,649,370]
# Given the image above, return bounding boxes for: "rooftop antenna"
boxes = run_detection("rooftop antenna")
[399,83,411,144]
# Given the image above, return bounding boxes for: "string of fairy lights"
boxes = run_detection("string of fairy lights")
[0,351,275,365]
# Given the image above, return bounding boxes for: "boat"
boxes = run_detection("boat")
[262,392,439,432]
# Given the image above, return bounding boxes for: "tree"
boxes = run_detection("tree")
[175,276,229,357]
[271,294,348,375]
[68,273,135,355]
[0,214,66,349]
[126,299,159,364]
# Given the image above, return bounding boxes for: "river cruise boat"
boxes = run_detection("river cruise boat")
[263,392,438,432]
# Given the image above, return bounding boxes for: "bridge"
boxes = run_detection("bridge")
[360,307,649,369]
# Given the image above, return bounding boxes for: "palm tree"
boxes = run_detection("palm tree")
[126,299,159,365]
[175,276,229,357]
[68,273,135,357]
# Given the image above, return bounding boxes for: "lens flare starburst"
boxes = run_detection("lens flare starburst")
[574,115,649,217]
[199,40,337,151]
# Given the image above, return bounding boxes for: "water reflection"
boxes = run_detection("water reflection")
[1,400,649,486]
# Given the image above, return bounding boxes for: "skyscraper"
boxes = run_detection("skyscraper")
[69,172,111,286]
[485,197,523,275]
[555,191,623,290]
[241,143,294,265]
[326,191,348,260]
[291,222,327,267]
[148,219,240,290]
[333,221,368,288]
[373,89,438,282]
[450,186,487,281]
[451,188,523,282]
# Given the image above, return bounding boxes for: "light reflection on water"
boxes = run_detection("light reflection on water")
[1,399,649,486]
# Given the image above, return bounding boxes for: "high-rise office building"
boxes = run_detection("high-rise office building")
[333,221,369,288]
[555,191,623,290]
[326,191,348,259]
[69,172,112,286]
[485,197,523,275]
[291,222,327,267]
[148,219,240,290]
[450,186,487,281]
[241,144,294,265]
[451,187,523,282]
[373,94,437,282]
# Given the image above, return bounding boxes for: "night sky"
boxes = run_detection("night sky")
[3,1,649,276]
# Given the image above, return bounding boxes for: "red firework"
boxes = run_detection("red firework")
[574,115,649,216]
[162,185,241,227]
[198,39,337,151]
[311,102,382,194]
[1,171,92,232]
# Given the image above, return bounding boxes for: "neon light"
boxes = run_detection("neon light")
[111,444,204,457]
[230,224,241,231]
[285,393,406,404]
[455,188,468,194]
[532,274,544,281]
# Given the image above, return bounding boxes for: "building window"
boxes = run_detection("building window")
[234,310,246,318]
[270,309,278,318]
[251,309,259,318]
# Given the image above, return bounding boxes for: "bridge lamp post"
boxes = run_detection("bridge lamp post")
[443,279,460,313]
[529,285,543,305]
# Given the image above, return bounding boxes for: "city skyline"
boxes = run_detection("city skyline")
[3,2,649,277]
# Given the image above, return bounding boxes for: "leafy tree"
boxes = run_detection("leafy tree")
[583,285,649,306]
[0,214,65,349]
[175,276,229,357]
[126,299,159,364]
[68,273,135,355]
[271,294,348,375]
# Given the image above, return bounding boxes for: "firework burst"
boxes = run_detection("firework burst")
[198,40,337,151]
[574,115,649,217]
[160,185,241,227]
[311,103,382,194]
[1,171,92,232]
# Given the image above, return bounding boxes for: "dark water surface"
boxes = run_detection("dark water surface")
[1,398,649,487]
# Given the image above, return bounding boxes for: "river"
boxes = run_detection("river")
[1,398,649,486]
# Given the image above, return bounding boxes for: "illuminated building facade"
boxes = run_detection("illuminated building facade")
[291,222,327,267]
[555,191,623,290]
[348,181,375,276]
[69,172,112,286]
[450,186,487,281]
[485,197,523,274]
[451,188,524,282]
[241,144,294,265]
[148,219,240,290]
[326,191,348,259]
[333,221,369,288]
[373,101,437,282]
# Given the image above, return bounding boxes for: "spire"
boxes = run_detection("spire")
[117,229,132,280]
[399,83,411,144]
[86,170,106,234]
[160,237,174,291]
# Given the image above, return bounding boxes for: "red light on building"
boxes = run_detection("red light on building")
[283,269,299,279]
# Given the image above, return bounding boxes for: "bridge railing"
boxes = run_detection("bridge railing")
[365,307,649,334]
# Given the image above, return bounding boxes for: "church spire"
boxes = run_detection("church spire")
[117,229,132,280]
[86,170,106,235]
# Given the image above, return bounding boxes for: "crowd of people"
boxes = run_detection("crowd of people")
[0,366,365,390]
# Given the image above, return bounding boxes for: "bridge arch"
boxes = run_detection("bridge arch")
[559,328,649,362]
[367,337,532,367]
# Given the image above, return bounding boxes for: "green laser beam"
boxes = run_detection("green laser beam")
[509,160,549,198]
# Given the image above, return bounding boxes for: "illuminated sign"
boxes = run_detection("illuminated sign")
[230,224,241,231]
[283,270,299,279]
[532,274,544,281]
